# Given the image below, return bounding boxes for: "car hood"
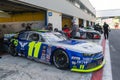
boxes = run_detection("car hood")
[50,40,102,54]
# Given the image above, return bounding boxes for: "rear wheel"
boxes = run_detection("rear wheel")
[8,43,18,56]
[87,33,93,39]
[53,50,69,69]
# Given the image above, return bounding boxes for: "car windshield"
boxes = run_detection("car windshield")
[41,32,67,42]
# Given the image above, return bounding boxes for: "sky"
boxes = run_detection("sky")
[89,0,120,11]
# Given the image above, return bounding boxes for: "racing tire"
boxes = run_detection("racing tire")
[86,33,93,39]
[53,50,69,69]
[8,43,18,56]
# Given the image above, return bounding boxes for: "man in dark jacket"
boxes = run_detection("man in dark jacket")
[71,24,78,38]
[103,22,110,39]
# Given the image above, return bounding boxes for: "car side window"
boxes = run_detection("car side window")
[19,32,28,40]
[28,33,39,41]
[39,34,45,42]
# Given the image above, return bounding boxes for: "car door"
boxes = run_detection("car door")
[17,31,29,57]
[27,32,42,59]
[18,31,51,63]
[27,32,51,63]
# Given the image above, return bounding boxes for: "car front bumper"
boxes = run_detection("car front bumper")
[71,59,105,72]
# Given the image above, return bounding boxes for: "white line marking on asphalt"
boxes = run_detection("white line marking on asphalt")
[102,40,113,80]
[110,45,116,52]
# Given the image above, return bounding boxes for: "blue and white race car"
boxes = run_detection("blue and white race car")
[9,30,105,72]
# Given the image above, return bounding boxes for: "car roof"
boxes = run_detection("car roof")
[19,30,50,34]
[79,28,97,33]
[33,29,49,33]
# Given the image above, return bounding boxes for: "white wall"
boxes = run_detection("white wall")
[97,9,120,17]
[83,20,87,27]
[13,0,96,22]
[47,10,62,30]
[80,0,96,15]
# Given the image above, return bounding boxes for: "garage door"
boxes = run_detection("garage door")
[0,12,45,22]
[0,0,46,33]
[87,21,89,26]
[62,16,72,28]
[79,19,83,26]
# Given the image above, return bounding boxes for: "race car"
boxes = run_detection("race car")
[4,33,16,44]
[75,28,101,39]
[8,30,105,72]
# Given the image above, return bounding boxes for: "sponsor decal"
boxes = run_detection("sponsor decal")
[77,60,88,64]
[14,40,18,46]
[46,46,51,61]
[41,50,46,60]
[72,56,80,60]
[41,46,47,60]
[79,65,84,69]
[11,39,18,46]
[83,58,93,61]
[19,42,28,48]
[72,66,77,69]
[77,60,82,64]
[72,61,77,65]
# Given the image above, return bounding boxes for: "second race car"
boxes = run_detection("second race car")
[75,28,101,39]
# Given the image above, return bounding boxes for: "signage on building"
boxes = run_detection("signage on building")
[48,12,52,16]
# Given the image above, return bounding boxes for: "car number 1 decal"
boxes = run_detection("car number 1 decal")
[28,41,42,58]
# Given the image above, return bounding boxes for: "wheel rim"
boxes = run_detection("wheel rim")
[53,50,69,68]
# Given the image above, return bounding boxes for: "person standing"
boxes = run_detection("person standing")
[103,22,110,39]
[47,23,53,31]
[26,23,31,31]
[71,24,78,38]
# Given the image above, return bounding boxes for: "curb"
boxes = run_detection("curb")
[91,35,106,80]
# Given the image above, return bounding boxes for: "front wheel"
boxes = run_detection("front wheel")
[53,50,69,69]
[8,43,18,56]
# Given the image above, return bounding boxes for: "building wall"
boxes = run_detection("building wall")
[15,0,96,22]
[47,10,62,30]
[80,0,96,15]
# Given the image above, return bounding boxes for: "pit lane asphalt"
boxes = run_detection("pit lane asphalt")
[109,29,120,80]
